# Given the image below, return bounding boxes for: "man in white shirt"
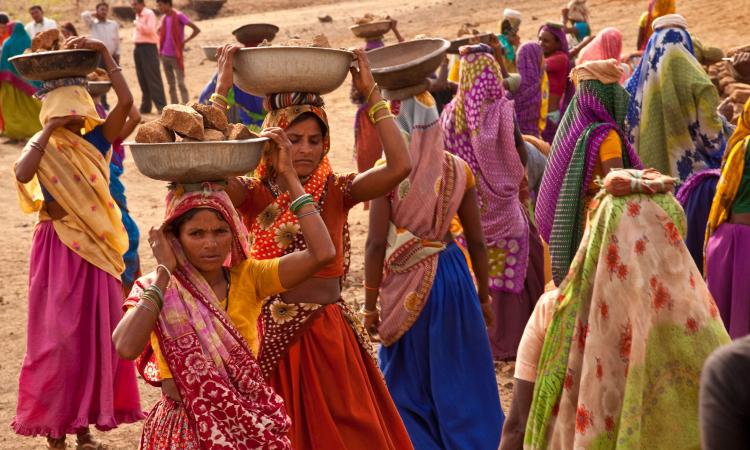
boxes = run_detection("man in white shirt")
[82,2,121,109]
[25,5,57,38]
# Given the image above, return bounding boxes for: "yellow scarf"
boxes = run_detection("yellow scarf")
[705,98,750,259]
[15,85,127,279]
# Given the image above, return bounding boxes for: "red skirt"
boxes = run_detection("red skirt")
[268,305,413,450]
[140,395,199,450]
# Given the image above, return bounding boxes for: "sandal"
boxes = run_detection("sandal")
[75,432,108,450]
[46,437,66,449]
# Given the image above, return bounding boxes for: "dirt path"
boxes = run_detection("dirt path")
[0,0,747,447]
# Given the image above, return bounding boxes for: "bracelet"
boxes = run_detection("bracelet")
[290,193,314,214]
[147,284,164,307]
[296,208,320,220]
[363,282,380,292]
[137,299,158,316]
[156,264,172,280]
[107,66,122,75]
[365,83,379,104]
[141,292,161,312]
[142,286,163,310]
[210,92,230,108]
[368,100,389,123]
[359,306,379,316]
[373,113,395,125]
[30,141,45,155]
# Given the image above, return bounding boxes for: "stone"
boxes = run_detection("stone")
[161,104,204,140]
[189,101,228,132]
[134,120,175,143]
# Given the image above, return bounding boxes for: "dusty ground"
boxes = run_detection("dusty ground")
[0,0,747,447]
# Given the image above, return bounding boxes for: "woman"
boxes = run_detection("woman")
[511,42,549,138]
[705,98,750,339]
[441,44,545,360]
[113,135,340,447]
[536,59,641,285]
[577,27,632,84]
[12,36,143,449]
[220,45,414,449]
[675,168,720,272]
[0,22,41,140]
[61,21,78,39]
[538,23,575,143]
[625,14,726,183]
[497,9,522,73]
[636,0,676,51]
[365,89,503,449]
[500,169,730,450]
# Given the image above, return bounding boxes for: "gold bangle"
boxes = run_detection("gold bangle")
[365,83,379,104]
[368,100,390,123]
[373,113,395,124]
[210,93,230,110]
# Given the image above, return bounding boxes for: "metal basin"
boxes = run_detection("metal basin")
[86,81,111,97]
[192,0,225,18]
[202,45,219,61]
[367,39,449,91]
[111,6,135,21]
[350,20,392,39]
[233,47,354,96]
[9,49,100,81]
[447,33,494,54]
[232,23,279,46]
[126,138,268,183]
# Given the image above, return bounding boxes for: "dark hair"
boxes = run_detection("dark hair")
[156,0,173,5]
[289,112,328,137]
[61,22,78,36]
[96,2,109,9]
[29,5,43,12]
[171,208,225,234]
[0,13,9,24]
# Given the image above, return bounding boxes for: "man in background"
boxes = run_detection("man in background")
[131,0,166,114]
[82,2,120,110]
[156,0,200,104]
[25,5,56,38]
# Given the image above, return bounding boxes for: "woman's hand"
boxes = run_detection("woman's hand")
[43,116,77,131]
[350,48,377,101]
[216,43,242,95]
[64,36,107,53]
[363,310,380,339]
[260,127,297,184]
[148,226,177,273]
[481,299,494,328]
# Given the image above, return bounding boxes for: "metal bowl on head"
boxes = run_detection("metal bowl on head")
[367,38,450,91]
[9,49,100,81]
[111,5,135,21]
[233,47,354,96]
[126,138,268,183]
[202,45,220,61]
[86,81,112,97]
[232,23,280,46]
[349,20,392,39]
[192,0,226,19]
[447,33,494,54]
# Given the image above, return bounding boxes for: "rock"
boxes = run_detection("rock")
[175,134,200,142]
[189,102,228,132]
[225,123,256,140]
[318,15,333,23]
[31,29,61,52]
[134,120,175,143]
[203,129,227,141]
[161,104,204,140]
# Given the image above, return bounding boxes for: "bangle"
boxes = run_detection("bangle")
[365,83,379,104]
[107,66,122,75]
[156,264,172,280]
[210,92,230,106]
[141,292,161,312]
[290,193,314,214]
[147,284,164,308]
[296,208,320,220]
[137,299,158,316]
[359,306,379,316]
[373,113,395,125]
[142,286,163,310]
[363,282,380,292]
[30,141,45,155]
[368,100,390,124]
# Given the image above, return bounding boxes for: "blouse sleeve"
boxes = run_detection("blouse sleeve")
[249,258,285,300]
[599,129,623,163]
[464,161,476,190]
[337,172,359,211]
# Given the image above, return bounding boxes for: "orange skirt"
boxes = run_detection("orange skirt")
[268,305,413,450]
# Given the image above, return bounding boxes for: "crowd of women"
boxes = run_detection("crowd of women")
[6,0,750,448]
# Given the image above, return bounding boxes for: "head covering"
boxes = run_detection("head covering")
[248,93,332,262]
[571,59,624,85]
[539,22,570,54]
[503,8,522,26]
[535,76,641,284]
[441,44,529,293]
[640,0,677,50]
[15,85,126,279]
[132,185,291,448]
[377,91,468,345]
[652,13,687,30]
[706,98,750,248]
[577,27,623,63]
[511,42,548,137]
[0,22,30,75]
[524,169,730,449]
[567,0,589,23]
[625,23,726,183]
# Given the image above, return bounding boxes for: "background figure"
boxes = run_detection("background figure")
[132,0,166,114]
[82,2,120,110]
[60,22,78,39]
[675,169,720,272]
[510,42,548,137]
[0,23,41,140]
[636,0,676,51]
[497,9,522,72]
[538,23,574,143]
[576,27,632,84]
[156,0,200,104]
[24,5,56,37]
[0,12,11,47]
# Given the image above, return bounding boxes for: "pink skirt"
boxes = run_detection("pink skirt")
[12,221,144,438]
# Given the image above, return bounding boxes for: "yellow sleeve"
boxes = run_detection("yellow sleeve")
[599,129,622,163]
[448,55,460,84]
[150,332,172,379]
[638,11,649,27]
[464,161,476,189]
[248,257,285,300]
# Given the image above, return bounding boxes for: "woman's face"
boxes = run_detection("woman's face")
[177,209,233,274]
[268,116,325,178]
[538,30,560,56]
[61,28,75,39]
